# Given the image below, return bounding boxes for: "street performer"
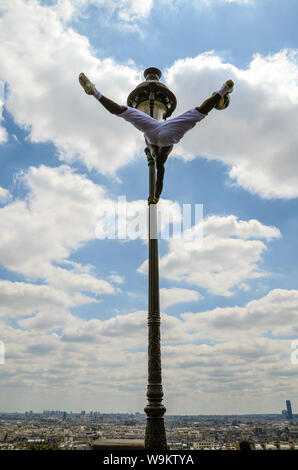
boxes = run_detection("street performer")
[79,73,234,204]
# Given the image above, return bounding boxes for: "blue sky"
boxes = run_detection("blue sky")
[0,0,298,415]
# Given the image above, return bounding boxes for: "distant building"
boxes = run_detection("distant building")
[286,400,293,420]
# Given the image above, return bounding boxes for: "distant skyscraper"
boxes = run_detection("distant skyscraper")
[286,400,293,420]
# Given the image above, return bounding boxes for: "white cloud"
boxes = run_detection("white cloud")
[179,288,298,340]
[165,49,298,199]
[0,186,10,203]
[0,0,297,414]
[109,274,125,284]
[1,289,298,413]
[1,2,297,198]
[160,287,202,311]
[0,79,8,144]
[0,127,7,144]
[0,0,143,176]
[203,215,280,240]
[55,0,254,25]
[0,280,93,315]
[0,164,116,299]
[46,266,115,295]
[0,280,94,335]
[139,214,281,296]
[54,0,154,24]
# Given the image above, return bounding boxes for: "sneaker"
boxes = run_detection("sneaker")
[148,196,159,205]
[79,73,96,95]
[218,79,234,96]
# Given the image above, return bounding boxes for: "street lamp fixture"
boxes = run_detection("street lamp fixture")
[127,67,177,120]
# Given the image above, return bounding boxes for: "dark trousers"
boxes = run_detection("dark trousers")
[145,142,173,199]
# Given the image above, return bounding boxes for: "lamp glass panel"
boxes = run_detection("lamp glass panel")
[137,100,167,121]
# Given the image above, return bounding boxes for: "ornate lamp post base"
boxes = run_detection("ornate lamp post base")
[144,404,167,450]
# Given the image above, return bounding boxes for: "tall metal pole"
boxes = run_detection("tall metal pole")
[144,151,167,450]
[127,67,176,451]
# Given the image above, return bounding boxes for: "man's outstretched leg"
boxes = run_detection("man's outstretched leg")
[196,80,234,114]
[157,80,234,148]
[79,73,162,141]
[79,73,127,115]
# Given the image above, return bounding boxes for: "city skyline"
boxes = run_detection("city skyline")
[0,0,298,414]
[2,411,298,451]
[1,410,296,417]
[1,398,296,416]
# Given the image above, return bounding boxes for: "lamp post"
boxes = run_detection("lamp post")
[127,68,177,450]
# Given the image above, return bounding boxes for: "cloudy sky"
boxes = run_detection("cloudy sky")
[0,0,298,415]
